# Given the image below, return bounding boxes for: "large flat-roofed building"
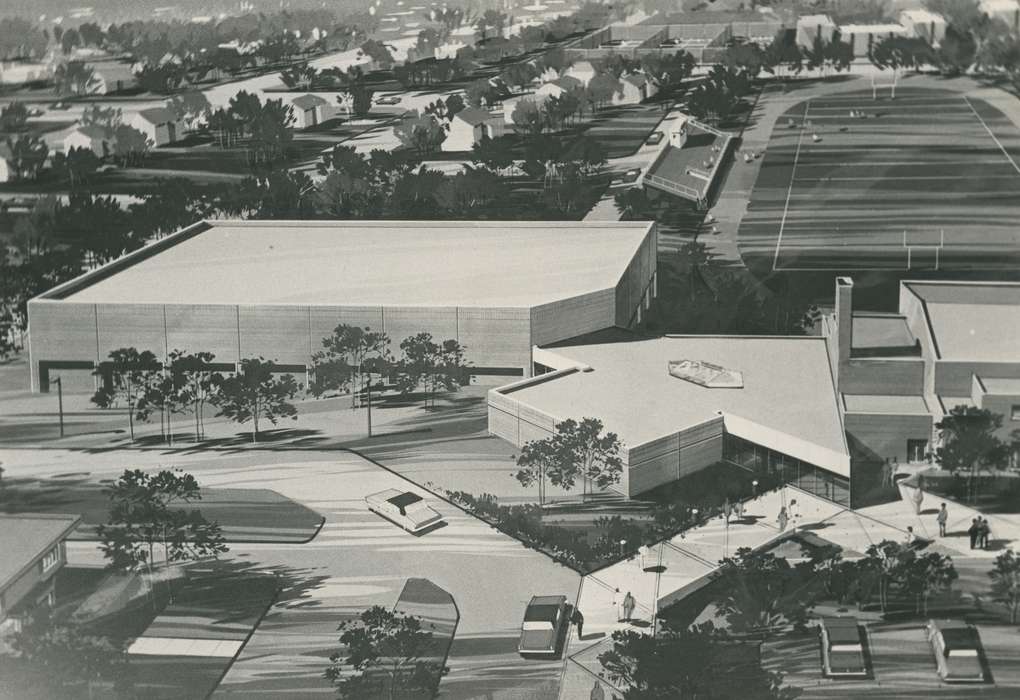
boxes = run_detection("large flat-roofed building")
[824,277,1020,472]
[27,220,657,392]
[489,335,850,504]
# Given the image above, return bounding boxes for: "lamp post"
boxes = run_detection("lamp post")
[752,479,759,500]
[54,375,64,438]
[619,539,627,557]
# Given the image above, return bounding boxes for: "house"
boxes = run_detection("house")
[614,72,657,105]
[442,108,506,151]
[127,106,183,147]
[899,9,948,45]
[88,59,138,94]
[563,60,597,86]
[980,0,1020,31]
[796,14,837,49]
[289,94,332,129]
[0,514,82,637]
[63,125,112,158]
[535,75,583,99]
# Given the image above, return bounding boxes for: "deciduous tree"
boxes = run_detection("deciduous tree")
[91,347,162,441]
[214,357,300,442]
[395,333,467,409]
[989,549,1020,624]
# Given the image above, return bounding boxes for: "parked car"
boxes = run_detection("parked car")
[365,489,444,534]
[49,101,70,110]
[96,164,119,173]
[645,131,664,146]
[27,107,44,117]
[818,617,868,678]
[375,95,402,105]
[518,595,567,658]
[616,168,641,185]
[927,620,986,683]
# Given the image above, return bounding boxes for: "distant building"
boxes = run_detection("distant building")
[824,277,1020,471]
[27,220,657,392]
[899,9,948,44]
[981,0,1020,31]
[0,514,82,637]
[796,14,837,49]
[840,23,910,58]
[63,125,112,158]
[535,75,583,99]
[0,60,53,86]
[288,94,332,129]
[127,106,182,147]
[615,72,657,105]
[0,142,13,183]
[442,108,506,151]
[88,60,138,94]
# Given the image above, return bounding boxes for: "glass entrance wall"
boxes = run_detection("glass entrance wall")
[722,434,850,507]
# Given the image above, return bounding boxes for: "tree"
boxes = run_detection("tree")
[248,98,295,166]
[598,622,792,699]
[465,78,503,108]
[96,468,228,572]
[937,24,977,75]
[91,347,162,442]
[280,62,319,89]
[134,61,187,94]
[168,90,211,131]
[311,324,391,408]
[935,405,1008,501]
[52,146,101,190]
[715,548,812,639]
[471,134,516,172]
[360,39,394,68]
[0,101,29,132]
[395,333,467,409]
[900,549,957,615]
[325,605,445,700]
[515,417,622,504]
[112,124,151,166]
[476,9,509,41]
[11,613,129,699]
[394,111,446,155]
[214,357,300,442]
[587,72,621,111]
[511,99,547,137]
[4,134,48,181]
[170,350,222,441]
[989,549,1020,624]
[53,60,100,96]
[338,86,375,118]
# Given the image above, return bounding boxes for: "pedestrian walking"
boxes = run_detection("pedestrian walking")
[937,503,948,537]
[639,544,652,570]
[590,680,606,700]
[734,499,745,521]
[968,518,979,549]
[905,526,917,547]
[777,506,789,532]
[911,480,924,515]
[622,591,636,622]
[612,588,621,622]
[978,517,991,549]
[571,607,585,639]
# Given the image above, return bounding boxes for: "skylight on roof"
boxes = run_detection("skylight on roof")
[668,360,743,388]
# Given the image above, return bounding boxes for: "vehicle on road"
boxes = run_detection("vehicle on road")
[614,168,641,186]
[375,95,402,105]
[518,595,568,658]
[365,489,444,534]
[49,102,70,110]
[818,617,868,678]
[96,164,119,173]
[927,620,986,683]
[27,107,44,117]
[645,131,664,146]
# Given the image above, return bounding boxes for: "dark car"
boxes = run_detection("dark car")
[819,617,868,678]
[518,595,567,658]
[645,131,664,146]
[616,168,641,185]
[927,620,986,683]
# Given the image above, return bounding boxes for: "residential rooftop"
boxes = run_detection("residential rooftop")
[505,335,847,453]
[0,513,81,591]
[51,220,654,308]
[903,281,1020,362]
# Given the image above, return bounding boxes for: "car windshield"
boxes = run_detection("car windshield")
[522,620,553,631]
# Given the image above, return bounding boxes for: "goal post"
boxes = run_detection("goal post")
[903,228,946,270]
[871,72,898,100]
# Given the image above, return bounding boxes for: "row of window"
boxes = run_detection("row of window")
[722,434,851,508]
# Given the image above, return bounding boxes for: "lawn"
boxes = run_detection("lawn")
[0,474,324,543]
[738,86,1020,275]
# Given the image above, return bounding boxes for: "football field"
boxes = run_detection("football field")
[738,87,1020,272]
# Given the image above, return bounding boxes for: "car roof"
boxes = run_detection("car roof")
[936,623,978,650]
[388,492,424,509]
[822,617,861,644]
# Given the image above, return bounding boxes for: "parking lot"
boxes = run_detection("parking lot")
[1,446,583,699]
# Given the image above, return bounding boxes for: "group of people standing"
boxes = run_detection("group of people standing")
[968,516,993,549]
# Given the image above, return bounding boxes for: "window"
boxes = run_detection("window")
[1012,405,1020,421]
[40,545,60,572]
[1010,443,1020,471]
[907,439,928,464]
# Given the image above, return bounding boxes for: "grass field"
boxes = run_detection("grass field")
[738,87,1020,273]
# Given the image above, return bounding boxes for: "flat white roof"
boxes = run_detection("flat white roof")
[900,9,945,23]
[843,393,930,414]
[903,281,1020,362]
[798,14,836,25]
[506,336,847,455]
[841,23,908,33]
[57,220,652,308]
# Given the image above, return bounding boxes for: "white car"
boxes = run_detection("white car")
[366,489,444,533]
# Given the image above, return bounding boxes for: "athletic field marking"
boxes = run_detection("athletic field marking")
[794,174,1020,182]
[772,100,809,272]
[963,95,1020,175]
